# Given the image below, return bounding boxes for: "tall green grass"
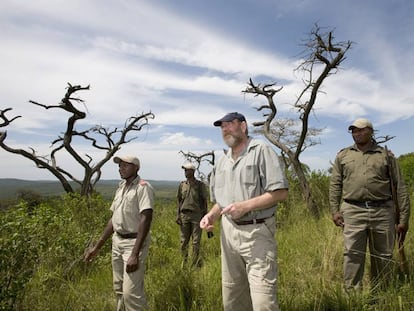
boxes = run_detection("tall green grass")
[1,187,413,310]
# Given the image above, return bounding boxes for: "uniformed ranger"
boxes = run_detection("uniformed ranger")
[176,162,208,266]
[84,155,154,310]
[329,118,410,290]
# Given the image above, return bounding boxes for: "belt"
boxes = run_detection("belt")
[116,232,138,239]
[234,215,273,226]
[344,199,389,208]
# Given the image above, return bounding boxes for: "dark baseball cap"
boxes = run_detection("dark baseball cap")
[213,112,246,126]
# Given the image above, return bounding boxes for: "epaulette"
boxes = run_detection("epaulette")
[337,147,348,155]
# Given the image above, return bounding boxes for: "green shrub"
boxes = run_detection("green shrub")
[0,201,40,310]
[0,193,111,310]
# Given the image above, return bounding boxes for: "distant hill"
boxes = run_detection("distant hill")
[0,178,180,200]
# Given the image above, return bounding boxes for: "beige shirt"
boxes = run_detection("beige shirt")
[110,176,154,234]
[210,138,288,222]
[329,143,410,224]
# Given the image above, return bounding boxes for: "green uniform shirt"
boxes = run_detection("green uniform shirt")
[329,142,410,225]
[177,180,208,221]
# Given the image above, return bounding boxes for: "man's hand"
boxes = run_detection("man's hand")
[332,211,344,227]
[200,213,215,232]
[84,245,99,262]
[126,255,139,273]
[397,223,408,243]
[221,202,247,220]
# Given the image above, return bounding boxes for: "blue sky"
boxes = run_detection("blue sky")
[0,0,413,181]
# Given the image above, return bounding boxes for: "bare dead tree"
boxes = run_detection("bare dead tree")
[376,135,395,145]
[243,25,352,217]
[179,150,215,183]
[0,83,155,196]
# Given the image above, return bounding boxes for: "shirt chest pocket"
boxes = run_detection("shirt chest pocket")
[241,164,257,185]
[341,157,356,178]
[119,189,140,213]
[367,155,388,178]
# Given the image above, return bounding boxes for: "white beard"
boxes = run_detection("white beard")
[223,135,237,147]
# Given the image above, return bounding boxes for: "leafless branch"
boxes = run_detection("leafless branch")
[0,108,21,127]
[179,150,215,182]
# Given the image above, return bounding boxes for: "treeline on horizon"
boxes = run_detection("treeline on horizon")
[0,178,180,201]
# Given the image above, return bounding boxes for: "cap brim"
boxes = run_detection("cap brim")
[113,157,121,163]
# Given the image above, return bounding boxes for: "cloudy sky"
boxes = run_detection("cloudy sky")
[0,0,413,182]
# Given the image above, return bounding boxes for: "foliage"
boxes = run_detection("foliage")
[277,169,330,223]
[1,173,414,310]
[399,152,414,192]
[0,193,111,310]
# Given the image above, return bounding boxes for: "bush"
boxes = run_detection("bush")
[0,193,111,310]
[399,152,414,193]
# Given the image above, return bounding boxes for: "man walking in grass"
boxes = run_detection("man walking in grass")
[84,155,154,311]
[176,162,208,267]
[329,118,410,291]
[200,112,289,311]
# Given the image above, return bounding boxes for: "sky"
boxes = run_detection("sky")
[0,0,413,182]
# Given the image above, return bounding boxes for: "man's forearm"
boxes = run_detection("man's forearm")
[242,189,288,213]
[208,204,222,221]
[132,210,153,257]
[96,219,114,249]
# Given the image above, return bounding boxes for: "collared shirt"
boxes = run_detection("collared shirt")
[110,175,154,234]
[210,138,288,222]
[329,143,410,224]
[177,180,207,211]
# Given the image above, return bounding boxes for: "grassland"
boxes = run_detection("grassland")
[1,178,413,310]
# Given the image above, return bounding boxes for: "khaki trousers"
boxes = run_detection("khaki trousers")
[220,216,279,311]
[342,201,395,290]
[112,234,150,311]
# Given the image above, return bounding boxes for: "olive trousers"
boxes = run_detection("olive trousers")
[341,201,395,290]
[180,219,202,265]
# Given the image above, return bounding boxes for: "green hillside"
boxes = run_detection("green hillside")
[0,178,180,200]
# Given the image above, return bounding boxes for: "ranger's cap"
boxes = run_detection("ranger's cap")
[113,155,140,168]
[213,112,246,126]
[181,162,195,170]
[348,118,373,131]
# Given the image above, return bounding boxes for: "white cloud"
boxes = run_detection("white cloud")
[159,132,213,147]
[1,0,413,181]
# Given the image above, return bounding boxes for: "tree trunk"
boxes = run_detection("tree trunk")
[291,158,320,218]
